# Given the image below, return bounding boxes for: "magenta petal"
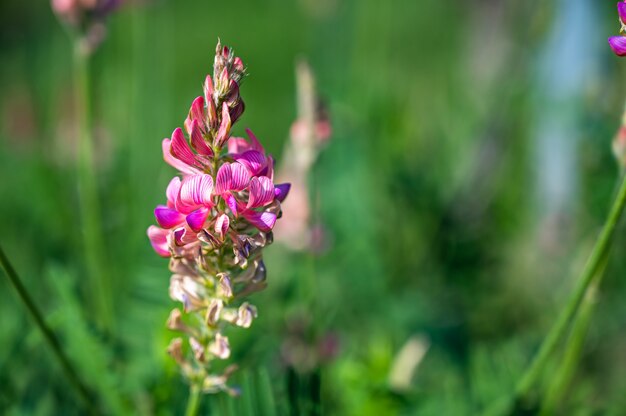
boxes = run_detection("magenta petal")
[274,183,291,202]
[609,36,626,56]
[166,177,182,208]
[162,139,198,175]
[155,205,185,229]
[190,119,213,156]
[179,174,214,210]
[214,102,231,148]
[244,211,277,232]
[230,162,250,191]
[186,208,209,232]
[247,176,275,208]
[234,150,266,176]
[619,2,626,24]
[170,128,199,168]
[215,213,230,238]
[215,163,232,195]
[224,192,238,216]
[147,225,170,257]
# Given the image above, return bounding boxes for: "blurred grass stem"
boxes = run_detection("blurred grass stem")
[514,172,626,405]
[0,244,96,412]
[185,385,201,416]
[538,261,604,415]
[74,41,113,333]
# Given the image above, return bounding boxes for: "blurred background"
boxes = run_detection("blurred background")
[2,0,626,414]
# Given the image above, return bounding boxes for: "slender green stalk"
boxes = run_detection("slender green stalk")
[185,385,202,416]
[73,42,113,332]
[514,172,626,405]
[539,256,606,415]
[0,244,96,412]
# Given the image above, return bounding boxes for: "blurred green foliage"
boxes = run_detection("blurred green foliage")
[2,0,626,414]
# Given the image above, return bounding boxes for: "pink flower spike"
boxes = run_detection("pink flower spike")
[247,176,274,208]
[186,208,210,232]
[215,213,230,238]
[147,225,170,257]
[162,139,198,175]
[274,183,291,202]
[166,177,182,208]
[214,102,231,148]
[178,174,214,211]
[155,205,186,229]
[609,36,626,56]
[243,211,277,232]
[619,2,626,25]
[170,128,199,168]
[190,119,213,156]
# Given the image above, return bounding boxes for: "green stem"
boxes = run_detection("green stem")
[73,42,113,333]
[514,172,626,405]
[185,384,202,416]
[0,244,96,412]
[539,256,606,415]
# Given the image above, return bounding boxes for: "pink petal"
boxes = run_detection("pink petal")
[215,213,230,238]
[227,137,251,154]
[245,128,264,152]
[203,75,214,104]
[162,139,198,175]
[214,102,231,148]
[190,119,213,156]
[170,128,199,168]
[274,183,291,202]
[178,174,214,213]
[247,176,275,208]
[214,163,232,195]
[155,205,186,229]
[243,211,277,232]
[166,177,182,208]
[230,162,250,191]
[233,150,266,176]
[186,208,210,232]
[147,225,170,257]
[190,96,205,127]
[173,226,198,246]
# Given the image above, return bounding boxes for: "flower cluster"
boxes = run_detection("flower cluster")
[51,0,121,53]
[148,41,290,394]
[609,2,626,56]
